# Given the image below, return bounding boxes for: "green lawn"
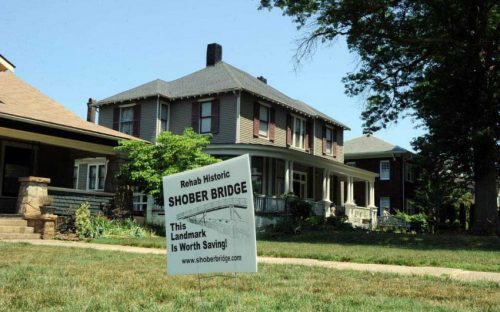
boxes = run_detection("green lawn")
[89,230,500,272]
[1,242,499,311]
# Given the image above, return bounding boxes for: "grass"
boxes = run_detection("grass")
[1,242,499,311]
[89,230,500,272]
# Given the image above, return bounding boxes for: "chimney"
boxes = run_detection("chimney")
[0,54,15,72]
[206,43,222,66]
[257,76,267,84]
[87,98,97,123]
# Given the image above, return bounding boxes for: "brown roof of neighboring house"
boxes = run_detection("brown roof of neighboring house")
[344,134,410,157]
[0,71,137,141]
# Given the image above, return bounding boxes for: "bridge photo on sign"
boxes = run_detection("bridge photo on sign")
[163,154,257,275]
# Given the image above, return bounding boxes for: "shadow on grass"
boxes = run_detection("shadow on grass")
[258,229,500,252]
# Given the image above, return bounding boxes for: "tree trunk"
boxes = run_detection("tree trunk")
[471,138,499,234]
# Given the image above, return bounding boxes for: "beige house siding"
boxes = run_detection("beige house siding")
[97,98,158,142]
[169,94,237,144]
[312,120,345,163]
[239,92,288,148]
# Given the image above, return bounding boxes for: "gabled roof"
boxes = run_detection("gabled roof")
[97,61,349,129]
[0,71,137,141]
[344,134,410,158]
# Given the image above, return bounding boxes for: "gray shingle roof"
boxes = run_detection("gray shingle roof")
[97,61,349,129]
[344,135,409,156]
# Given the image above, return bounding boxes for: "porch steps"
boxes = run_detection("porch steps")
[0,217,40,240]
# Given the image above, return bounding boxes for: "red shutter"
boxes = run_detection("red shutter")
[269,107,276,142]
[306,120,313,152]
[304,120,310,151]
[333,128,338,157]
[286,114,292,146]
[322,125,327,154]
[132,104,141,137]
[211,99,220,134]
[253,102,260,137]
[191,102,200,133]
[112,106,120,130]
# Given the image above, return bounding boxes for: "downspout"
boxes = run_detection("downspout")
[155,95,160,141]
[235,91,241,143]
[401,155,405,213]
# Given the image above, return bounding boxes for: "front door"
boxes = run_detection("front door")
[1,145,34,213]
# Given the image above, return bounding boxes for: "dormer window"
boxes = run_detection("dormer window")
[119,106,134,135]
[200,102,212,134]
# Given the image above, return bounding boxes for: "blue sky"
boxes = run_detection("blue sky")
[1,0,424,150]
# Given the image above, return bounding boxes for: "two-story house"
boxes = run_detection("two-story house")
[91,43,378,225]
[344,135,415,216]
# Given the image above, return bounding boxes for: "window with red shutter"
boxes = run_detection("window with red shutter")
[322,125,327,154]
[191,102,200,133]
[269,107,275,142]
[286,114,292,146]
[132,104,141,137]
[211,99,219,134]
[253,102,260,137]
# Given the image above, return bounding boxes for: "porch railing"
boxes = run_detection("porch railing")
[378,215,409,229]
[345,205,377,228]
[253,195,286,214]
[47,187,114,215]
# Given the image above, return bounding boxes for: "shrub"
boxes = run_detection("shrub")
[288,198,312,221]
[396,212,429,233]
[75,202,92,239]
[304,215,325,229]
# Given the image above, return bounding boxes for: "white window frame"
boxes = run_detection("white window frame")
[159,102,169,133]
[325,127,333,155]
[258,103,270,138]
[379,160,390,181]
[292,115,306,150]
[133,191,148,213]
[199,101,212,134]
[379,196,391,215]
[405,163,414,183]
[292,171,308,199]
[119,105,134,135]
[87,164,106,191]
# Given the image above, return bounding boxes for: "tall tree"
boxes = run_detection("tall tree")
[115,128,219,205]
[260,0,499,233]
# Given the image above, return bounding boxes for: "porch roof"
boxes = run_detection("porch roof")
[0,71,140,142]
[205,144,379,181]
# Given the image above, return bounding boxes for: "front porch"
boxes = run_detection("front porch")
[206,144,379,228]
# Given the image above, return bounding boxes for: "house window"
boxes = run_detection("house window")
[292,116,306,149]
[259,105,270,137]
[379,160,390,181]
[405,163,414,182]
[200,102,212,133]
[325,127,333,154]
[160,103,168,132]
[346,161,356,167]
[133,192,148,214]
[120,106,134,135]
[251,157,263,194]
[292,171,307,199]
[88,164,106,191]
[379,197,391,216]
[73,166,78,189]
[275,159,285,195]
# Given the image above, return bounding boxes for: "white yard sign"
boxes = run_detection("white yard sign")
[162,154,257,275]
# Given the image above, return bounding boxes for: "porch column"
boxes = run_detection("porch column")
[284,160,294,194]
[346,176,354,204]
[322,169,331,202]
[365,181,370,207]
[368,180,376,208]
[340,180,345,205]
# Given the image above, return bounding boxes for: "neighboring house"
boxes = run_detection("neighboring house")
[0,54,137,215]
[344,135,415,215]
[92,43,379,226]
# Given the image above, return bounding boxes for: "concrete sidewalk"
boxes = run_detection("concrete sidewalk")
[3,239,499,284]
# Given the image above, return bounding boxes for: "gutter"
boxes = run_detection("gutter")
[0,112,144,142]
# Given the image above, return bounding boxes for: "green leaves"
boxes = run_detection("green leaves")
[115,128,219,205]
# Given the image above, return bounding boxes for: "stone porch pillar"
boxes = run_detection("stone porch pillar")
[16,176,51,217]
[284,160,290,194]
